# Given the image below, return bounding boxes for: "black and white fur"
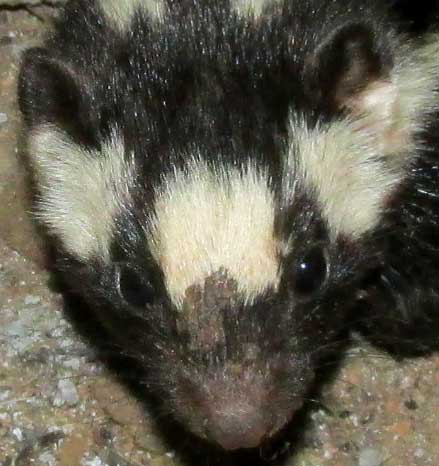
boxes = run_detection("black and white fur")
[18,0,439,455]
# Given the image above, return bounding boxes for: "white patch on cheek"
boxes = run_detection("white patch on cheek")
[288,34,439,240]
[28,125,135,260]
[99,0,165,30]
[147,161,280,306]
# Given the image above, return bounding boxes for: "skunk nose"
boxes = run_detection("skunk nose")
[177,361,306,450]
[207,403,272,450]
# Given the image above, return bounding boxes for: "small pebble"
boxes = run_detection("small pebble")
[83,457,109,466]
[358,448,383,466]
[12,427,23,442]
[0,389,11,402]
[39,451,56,465]
[62,357,82,370]
[5,320,28,338]
[24,295,41,306]
[53,379,80,407]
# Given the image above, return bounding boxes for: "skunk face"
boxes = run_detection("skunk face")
[18,0,439,451]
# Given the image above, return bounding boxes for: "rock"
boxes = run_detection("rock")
[358,448,384,466]
[53,379,80,407]
[12,427,23,441]
[38,451,56,465]
[24,294,41,305]
[82,457,109,466]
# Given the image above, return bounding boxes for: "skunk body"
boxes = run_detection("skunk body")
[392,0,439,34]
[18,0,439,453]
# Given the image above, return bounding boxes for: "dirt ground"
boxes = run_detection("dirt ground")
[1,6,439,466]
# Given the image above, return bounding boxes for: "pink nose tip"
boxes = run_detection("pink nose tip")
[207,407,272,450]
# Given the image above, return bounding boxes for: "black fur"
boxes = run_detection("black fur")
[392,0,439,34]
[18,0,439,459]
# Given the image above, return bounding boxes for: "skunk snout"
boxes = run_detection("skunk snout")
[205,397,273,450]
[175,362,307,451]
[196,376,277,450]
[163,269,316,450]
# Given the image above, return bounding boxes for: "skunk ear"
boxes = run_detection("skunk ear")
[307,23,388,112]
[18,47,96,144]
[306,23,422,156]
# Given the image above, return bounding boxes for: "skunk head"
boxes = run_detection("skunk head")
[18,0,439,451]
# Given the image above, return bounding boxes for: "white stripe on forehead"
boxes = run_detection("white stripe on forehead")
[147,161,280,306]
[99,0,165,30]
[28,125,135,260]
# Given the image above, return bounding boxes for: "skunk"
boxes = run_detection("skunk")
[18,0,439,453]
[391,0,439,34]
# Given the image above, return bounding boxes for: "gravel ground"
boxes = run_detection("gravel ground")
[1,6,439,466]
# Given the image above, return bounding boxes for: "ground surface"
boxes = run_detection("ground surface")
[1,6,439,466]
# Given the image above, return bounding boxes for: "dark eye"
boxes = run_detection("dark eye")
[293,247,328,296]
[117,265,155,308]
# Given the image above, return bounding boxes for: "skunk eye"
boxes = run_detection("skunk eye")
[117,266,155,308]
[293,247,328,296]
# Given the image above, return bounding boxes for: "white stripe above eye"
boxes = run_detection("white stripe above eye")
[286,117,402,239]
[286,34,439,240]
[99,0,165,31]
[28,125,135,260]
